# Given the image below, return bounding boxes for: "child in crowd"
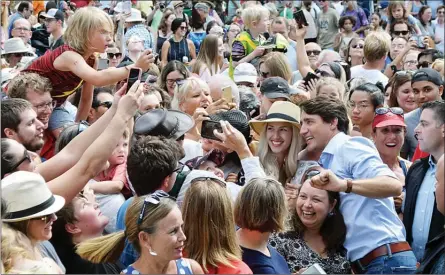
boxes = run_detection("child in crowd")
[22,7,153,123]
[334,16,359,58]
[92,128,131,199]
[385,1,421,34]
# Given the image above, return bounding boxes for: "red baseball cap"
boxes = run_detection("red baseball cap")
[372,112,406,129]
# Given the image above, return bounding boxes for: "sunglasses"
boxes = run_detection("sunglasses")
[93,101,112,109]
[138,190,173,225]
[107,52,122,59]
[351,44,364,49]
[7,149,32,174]
[7,53,25,58]
[314,69,332,77]
[375,107,404,116]
[306,50,321,56]
[31,213,55,224]
[190,176,227,188]
[303,170,321,182]
[180,26,187,30]
[393,30,409,36]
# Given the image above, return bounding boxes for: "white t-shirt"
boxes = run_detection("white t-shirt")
[350,65,388,87]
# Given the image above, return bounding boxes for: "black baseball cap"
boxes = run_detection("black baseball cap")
[260,77,297,100]
[411,68,443,87]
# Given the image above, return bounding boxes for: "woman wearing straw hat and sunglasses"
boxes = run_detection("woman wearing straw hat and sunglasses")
[249,101,301,185]
[1,171,65,273]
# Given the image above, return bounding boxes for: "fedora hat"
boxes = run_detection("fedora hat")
[125,8,146,23]
[1,38,34,56]
[134,108,194,140]
[2,171,65,222]
[249,101,301,135]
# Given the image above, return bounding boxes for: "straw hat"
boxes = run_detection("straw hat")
[2,171,65,222]
[125,8,146,23]
[1,38,34,56]
[249,101,301,134]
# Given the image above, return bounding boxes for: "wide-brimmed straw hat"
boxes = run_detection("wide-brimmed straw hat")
[1,38,34,56]
[249,101,301,134]
[2,171,65,222]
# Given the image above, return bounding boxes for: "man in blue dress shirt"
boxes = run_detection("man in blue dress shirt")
[299,96,418,274]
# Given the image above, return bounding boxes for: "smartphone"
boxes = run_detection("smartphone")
[302,263,327,274]
[98,58,109,70]
[293,9,308,28]
[303,72,319,86]
[412,35,425,49]
[201,120,222,141]
[127,68,142,93]
[222,85,232,102]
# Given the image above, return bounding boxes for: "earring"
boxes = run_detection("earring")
[328,211,335,217]
[149,247,158,256]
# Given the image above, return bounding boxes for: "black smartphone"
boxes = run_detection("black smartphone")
[201,120,222,141]
[127,68,142,93]
[293,10,308,28]
[303,72,319,86]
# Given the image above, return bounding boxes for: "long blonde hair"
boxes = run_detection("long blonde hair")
[192,34,221,77]
[259,52,292,82]
[64,7,114,56]
[182,179,241,273]
[76,195,177,263]
[258,123,300,184]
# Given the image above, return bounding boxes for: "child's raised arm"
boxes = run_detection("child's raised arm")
[53,49,154,87]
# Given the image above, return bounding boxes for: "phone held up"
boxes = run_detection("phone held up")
[201,120,222,141]
[126,68,142,93]
[222,85,233,103]
[293,9,309,28]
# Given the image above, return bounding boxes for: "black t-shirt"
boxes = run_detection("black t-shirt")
[50,36,65,51]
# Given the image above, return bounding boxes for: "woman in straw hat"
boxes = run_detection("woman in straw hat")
[249,101,301,185]
[1,171,66,274]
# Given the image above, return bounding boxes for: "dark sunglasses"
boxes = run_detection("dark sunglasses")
[351,44,364,49]
[303,170,321,182]
[7,53,25,58]
[180,26,187,30]
[190,176,227,188]
[107,52,122,59]
[7,149,32,174]
[260,71,270,78]
[306,50,321,56]
[138,190,173,225]
[93,101,112,109]
[314,69,332,77]
[30,213,54,224]
[375,107,404,116]
[393,31,409,36]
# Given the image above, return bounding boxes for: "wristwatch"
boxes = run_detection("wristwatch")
[345,178,353,193]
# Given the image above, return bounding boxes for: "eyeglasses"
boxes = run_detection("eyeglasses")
[375,107,404,116]
[33,100,57,112]
[7,53,26,58]
[393,30,409,36]
[44,18,57,23]
[93,101,112,109]
[303,170,321,182]
[315,69,333,77]
[306,50,321,56]
[351,44,364,49]
[180,26,187,30]
[137,190,172,225]
[31,213,55,224]
[190,176,227,188]
[173,162,185,174]
[417,61,432,69]
[7,149,32,174]
[107,52,122,59]
[13,27,31,32]
[260,71,270,78]
[404,60,418,66]
[166,78,185,85]
[348,100,370,110]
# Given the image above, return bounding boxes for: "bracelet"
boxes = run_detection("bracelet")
[345,178,353,193]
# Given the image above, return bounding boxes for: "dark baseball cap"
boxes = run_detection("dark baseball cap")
[42,8,64,22]
[411,68,443,87]
[260,77,297,100]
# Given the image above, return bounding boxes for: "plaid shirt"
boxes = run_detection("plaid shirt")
[124,24,154,54]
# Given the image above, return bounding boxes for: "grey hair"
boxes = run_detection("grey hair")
[317,50,341,64]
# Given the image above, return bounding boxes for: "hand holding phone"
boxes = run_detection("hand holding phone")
[293,10,309,28]
[127,68,142,94]
[201,120,223,141]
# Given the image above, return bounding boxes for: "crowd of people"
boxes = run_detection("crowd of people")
[0,0,444,274]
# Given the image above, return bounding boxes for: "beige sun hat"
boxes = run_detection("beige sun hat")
[125,8,146,23]
[2,171,65,222]
[249,101,301,135]
[1,38,34,56]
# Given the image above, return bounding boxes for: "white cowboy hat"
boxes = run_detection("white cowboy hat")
[125,8,146,23]
[2,171,65,222]
[1,38,34,56]
[249,101,301,135]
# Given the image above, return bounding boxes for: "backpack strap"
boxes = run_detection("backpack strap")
[168,171,190,198]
